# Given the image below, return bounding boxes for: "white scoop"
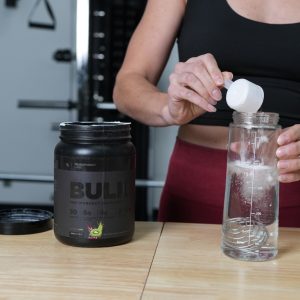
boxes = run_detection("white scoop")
[224,79,264,113]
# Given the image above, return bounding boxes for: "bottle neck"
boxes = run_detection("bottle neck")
[232,112,279,127]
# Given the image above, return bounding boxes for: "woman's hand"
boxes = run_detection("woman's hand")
[164,53,233,125]
[276,124,300,182]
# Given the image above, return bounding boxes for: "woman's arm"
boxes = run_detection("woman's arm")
[113,0,232,126]
[113,0,186,126]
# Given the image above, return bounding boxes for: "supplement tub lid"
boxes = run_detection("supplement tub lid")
[0,208,53,235]
[59,121,132,142]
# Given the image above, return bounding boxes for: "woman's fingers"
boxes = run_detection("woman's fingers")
[187,53,224,85]
[276,125,300,183]
[199,67,222,101]
[168,82,216,112]
[278,158,300,173]
[174,61,222,101]
[277,124,300,145]
[278,171,300,183]
[276,141,300,159]
[166,53,234,124]
[222,71,234,81]
[169,72,219,106]
[190,60,222,100]
[170,71,209,99]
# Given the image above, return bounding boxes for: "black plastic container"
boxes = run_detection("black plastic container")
[54,122,136,247]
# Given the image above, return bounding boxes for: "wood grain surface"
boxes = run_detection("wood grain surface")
[0,222,162,300]
[1,222,300,300]
[142,223,300,300]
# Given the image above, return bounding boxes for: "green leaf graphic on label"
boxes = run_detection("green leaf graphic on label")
[88,223,103,239]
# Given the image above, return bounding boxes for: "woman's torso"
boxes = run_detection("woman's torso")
[178,0,300,149]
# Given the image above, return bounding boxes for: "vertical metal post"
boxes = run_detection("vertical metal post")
[76,0,91,120]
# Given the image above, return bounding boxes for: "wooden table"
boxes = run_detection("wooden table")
[0,222,300,299]
[143,223,300,300]
[0,222,162,300]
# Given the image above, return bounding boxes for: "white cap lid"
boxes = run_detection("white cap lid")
[225,79,264,113]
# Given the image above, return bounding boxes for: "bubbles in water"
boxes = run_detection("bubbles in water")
[226,161,278,226]
[227,161,277,199]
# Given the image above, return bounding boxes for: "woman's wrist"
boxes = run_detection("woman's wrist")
[161,104,175,126]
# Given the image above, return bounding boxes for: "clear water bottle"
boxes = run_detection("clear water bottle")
[222,112,281,261]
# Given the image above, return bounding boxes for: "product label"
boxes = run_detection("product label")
[54,168,135,240]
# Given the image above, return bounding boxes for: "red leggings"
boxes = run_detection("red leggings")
[158,138,300,227]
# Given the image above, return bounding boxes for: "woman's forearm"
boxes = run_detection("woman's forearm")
[113,72,171,127]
